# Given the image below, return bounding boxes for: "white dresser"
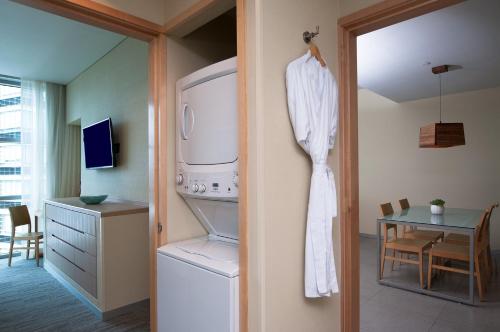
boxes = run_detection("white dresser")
[44,197,149,319]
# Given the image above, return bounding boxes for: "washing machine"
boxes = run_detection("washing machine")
[157,56,239,332]
[157,237,239,332]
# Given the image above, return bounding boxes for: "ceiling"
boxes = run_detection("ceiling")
[357,0,500,103]
[0,1,126,85]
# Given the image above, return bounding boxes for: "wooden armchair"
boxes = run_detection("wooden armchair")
[427,210,490,300]
[444,203,498,280]
[380,202,433,288]
[8,205,44,267]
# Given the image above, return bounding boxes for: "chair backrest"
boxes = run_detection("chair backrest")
[380,202,394,216]
[475,210,490,249]
[398,198,411,233]
[380,202,397,240]
[489,203,498,217]
[399,198,410,210]
[482,203,499,247]
[8,205,31,229]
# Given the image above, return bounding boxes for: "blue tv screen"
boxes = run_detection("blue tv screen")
[83,118,115,169]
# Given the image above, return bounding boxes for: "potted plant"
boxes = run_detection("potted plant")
[430,198,445,215]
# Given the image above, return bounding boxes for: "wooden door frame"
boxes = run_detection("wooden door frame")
[12,1,248,332]
[337,1,463,331]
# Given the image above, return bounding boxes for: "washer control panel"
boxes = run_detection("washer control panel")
[176,169,238,200]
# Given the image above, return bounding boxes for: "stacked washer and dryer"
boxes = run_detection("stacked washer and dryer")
[157,57,239,332]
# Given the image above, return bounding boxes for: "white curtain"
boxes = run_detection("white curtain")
[20,80,48,215]
[20,80,80,216]
[45,83,80,198]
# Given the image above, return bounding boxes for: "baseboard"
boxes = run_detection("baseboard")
[359,233,377,239]
[102,299,150,321]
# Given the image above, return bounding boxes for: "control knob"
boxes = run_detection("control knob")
[199,184,206,193]
[176,174,184,185]
[191,184,199,192]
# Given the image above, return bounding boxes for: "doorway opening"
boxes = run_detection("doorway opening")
[339,0,500,330]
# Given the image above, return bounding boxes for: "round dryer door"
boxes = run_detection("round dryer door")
[179,72,238,165]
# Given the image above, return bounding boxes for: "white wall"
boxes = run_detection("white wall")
[66,38,149,203]
[339,0,381,16]
[247,0,342,331]
[92,0,220,27]
[359,87,500,249]
[164,0,200,23]
[93,0,166,25]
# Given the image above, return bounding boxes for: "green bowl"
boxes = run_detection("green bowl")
[80,195,108,205]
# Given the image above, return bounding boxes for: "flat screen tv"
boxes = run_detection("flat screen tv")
[83,118,115,169]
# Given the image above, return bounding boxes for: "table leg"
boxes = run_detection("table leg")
[377,220,381,281]
[469,229,474,304]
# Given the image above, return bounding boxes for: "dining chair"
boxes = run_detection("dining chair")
[444,203,498,280]
[7,205,44,267]
[399,198,444,243]
[427,210,490,301]
[380,202,433,288]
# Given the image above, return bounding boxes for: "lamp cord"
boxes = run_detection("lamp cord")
[439,74,442,123]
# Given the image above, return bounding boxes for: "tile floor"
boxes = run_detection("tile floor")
[360,236,500,332]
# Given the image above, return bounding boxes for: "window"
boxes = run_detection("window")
[0,76,22,256]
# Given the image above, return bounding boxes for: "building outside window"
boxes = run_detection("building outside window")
[0,77,23,256]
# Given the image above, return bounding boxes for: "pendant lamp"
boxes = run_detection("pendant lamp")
[419,65,465,148]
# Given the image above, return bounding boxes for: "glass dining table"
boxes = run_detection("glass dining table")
[377,206,484,305]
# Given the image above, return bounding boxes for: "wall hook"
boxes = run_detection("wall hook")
[303,26,320,44]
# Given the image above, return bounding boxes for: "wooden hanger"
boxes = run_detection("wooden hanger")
[303,26,326,67]
[309,42,326,67]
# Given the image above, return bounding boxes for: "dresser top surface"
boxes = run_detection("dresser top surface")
[45,197,148,217]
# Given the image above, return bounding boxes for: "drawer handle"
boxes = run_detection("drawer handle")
[51,234,85,254]
[51,248,86,272]
[50,219,85,234]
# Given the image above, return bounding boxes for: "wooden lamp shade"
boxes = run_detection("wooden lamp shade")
[419,122,465,148]
[419,64,466,148]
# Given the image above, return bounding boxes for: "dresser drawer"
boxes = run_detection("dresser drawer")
[47,234,97,276]
[47,245,97,298]
[46,204,96,236]
[47,220,97,257]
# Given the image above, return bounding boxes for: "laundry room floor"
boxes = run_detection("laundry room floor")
[0,256,149,332]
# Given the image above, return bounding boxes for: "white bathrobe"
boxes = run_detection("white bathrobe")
[286,51,339,298]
